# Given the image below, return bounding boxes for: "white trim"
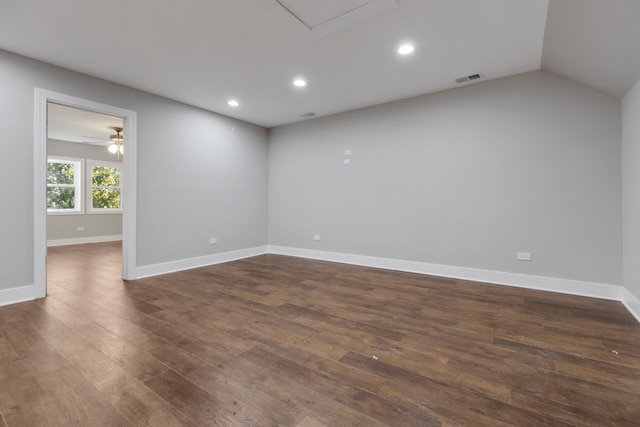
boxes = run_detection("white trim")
[622,288,640,323]
[0,286,35,307]
[121,110,137,280]
[34,91,47,298]
[47,235,122,247]
[136,246,268,279]
[35,88,138,297]
[46,156,84,214]
[267,246,623,301]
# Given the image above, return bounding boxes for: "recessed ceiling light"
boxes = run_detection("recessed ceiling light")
[398,44,415,55]
[228,100,239,107]
[293,79,307,87]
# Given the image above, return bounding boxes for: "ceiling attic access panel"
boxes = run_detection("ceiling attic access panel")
[263,0,397,40]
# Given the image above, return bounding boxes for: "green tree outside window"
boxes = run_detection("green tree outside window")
[91,165,121,209]
[47,159,81,211]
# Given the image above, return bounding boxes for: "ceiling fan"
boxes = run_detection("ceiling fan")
[108,127,124,156]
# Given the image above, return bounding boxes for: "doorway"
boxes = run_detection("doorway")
[45,104,124,287]
[34,89,137,298]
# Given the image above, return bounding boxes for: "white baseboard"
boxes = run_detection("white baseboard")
[0,285,36,307]
[267,246,623,301]
[4,243,634,323]
[47,234,122,247]
[135,246,268,279]
[622,288,640,323]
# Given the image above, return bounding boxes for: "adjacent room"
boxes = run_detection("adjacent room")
[1,0,639,425]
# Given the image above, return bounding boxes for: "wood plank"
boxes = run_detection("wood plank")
[0,320,69,375]
[242,345,441,426]
[0,243,637,426]
[74,322,170,383]
[24,307,192,426]
[34,366,132,426]
[294,416,327,427]
[148,343,302,426]
[509,370,640,426]
[144,370,235,427]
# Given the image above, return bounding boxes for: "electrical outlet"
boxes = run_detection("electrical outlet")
[344,149,352,155]
[76,226,85,231]
[313,235,320,241]
[517,252,532,261]
[343,158,351,164]
[209,237,218,245]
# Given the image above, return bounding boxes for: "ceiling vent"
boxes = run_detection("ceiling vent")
[300,112,316,118]
[455,73,483,84]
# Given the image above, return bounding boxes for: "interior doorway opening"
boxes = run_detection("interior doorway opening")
[45,103,125,288]
[34,89,138,298]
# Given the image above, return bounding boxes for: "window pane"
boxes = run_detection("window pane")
[92,189,121,209]
[47,162,75,185]
[92,166,120,187]
[47,187,75,209]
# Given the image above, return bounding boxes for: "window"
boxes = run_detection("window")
[47,157,83,214]
[46,157,122,215]
[87,159,122,213]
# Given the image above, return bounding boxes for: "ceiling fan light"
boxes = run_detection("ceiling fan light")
[107,126,124,156]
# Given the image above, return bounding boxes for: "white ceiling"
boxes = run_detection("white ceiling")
[542,0,640,98]
[278,0,378,28]
[1,0,639,129]
[48,103,123,145]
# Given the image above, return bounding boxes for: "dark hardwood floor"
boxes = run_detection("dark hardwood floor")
[1,241,639,426]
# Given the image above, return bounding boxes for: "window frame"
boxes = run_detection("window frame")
[46,156,84,215]
[86,159,123,214]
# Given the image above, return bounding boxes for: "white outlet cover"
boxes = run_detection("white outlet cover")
[344,158,351,164]
[313,235,320,241]
[344,149,352,155]
[517,252,532,261]
[209,237,218,245]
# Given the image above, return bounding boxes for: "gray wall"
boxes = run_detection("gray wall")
[0,45,626,296]
[136,101,268,265]
[622,77,640,299]
[47,139,122,242]
[268,71,622,285]
[0,48,268,291]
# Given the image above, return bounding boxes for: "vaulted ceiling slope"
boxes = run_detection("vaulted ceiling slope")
[0,0,638,128]
[542,0,640,98]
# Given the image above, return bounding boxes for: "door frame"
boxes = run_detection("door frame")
[34,88,138,297]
